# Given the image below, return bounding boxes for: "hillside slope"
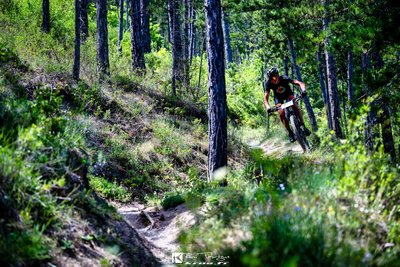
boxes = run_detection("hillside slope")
[0,47,246,266]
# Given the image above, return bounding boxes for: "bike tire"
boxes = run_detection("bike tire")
[290,115,310,153]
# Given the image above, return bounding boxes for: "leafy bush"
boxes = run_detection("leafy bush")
[161,193,185,210]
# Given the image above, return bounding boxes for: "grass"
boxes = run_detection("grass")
[88,175,131,202]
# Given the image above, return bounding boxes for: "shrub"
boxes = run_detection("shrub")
[161,193,185,210]
[88,175,131,202]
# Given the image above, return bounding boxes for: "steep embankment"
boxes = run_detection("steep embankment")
[0,48,246,265]
[0,53,161,266]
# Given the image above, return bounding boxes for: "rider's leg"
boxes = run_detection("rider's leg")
[278,109,290,131]
[278,109,295,142]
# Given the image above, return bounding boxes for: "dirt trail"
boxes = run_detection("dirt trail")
[111,135,303,265]
[249,135,303,156]
[113,202,196,265]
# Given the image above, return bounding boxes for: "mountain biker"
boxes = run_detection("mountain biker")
[264,67,311,142]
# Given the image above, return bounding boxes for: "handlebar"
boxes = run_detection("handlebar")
[267,95,303,114]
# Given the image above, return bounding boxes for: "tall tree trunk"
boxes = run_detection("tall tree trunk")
[365,98,380,153]
[130,0,146,74]
[361,52,370,93]
[287,35,318,132]
[96,0,110,80]
[188,2,196,64]
[169,0,183,96]
[347,48,354,103]
[183,0,190,88]
[362,52,378,153]
[317,47,332,129]
[117,0,124,54]
[73,0,81,80]
[80,0,89,40]
[205,0,227,181]
[222,10,232,67]
[167,1,173,44]
[322,0,343,138]
[373,52,395,161]
[42,0,50,33]
[141,0,151,53]
[283,55,289,76]
[125,0,130,32]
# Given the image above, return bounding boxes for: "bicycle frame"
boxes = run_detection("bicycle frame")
[267,96,310,153]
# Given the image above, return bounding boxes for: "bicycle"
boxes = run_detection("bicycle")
[267,95,311,153]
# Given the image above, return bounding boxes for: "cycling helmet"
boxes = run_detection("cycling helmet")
[267,67,279,78]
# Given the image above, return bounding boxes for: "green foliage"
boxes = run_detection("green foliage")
[226,58,265,127]
[0,225,53,265]
[161,193,185,210]
[152,119,191,161]
[0,47,88,265]
[89,175,130,202]
[180,128,400,266]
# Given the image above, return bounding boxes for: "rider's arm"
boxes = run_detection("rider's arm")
[292,79,306,94]
[264,90,271,110]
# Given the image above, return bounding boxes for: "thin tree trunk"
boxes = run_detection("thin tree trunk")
[205,0,227,181]
[365,98,380,152]
[222,10,232,67]
[323,0,343,138]
[126,0,130,32]
[188,3,196,64]
[283,55,289,76]
[130,0,146,74]
[361,52,370,93]
[169,0,183,96]
[80,0,89,40]
[341,81,347,137]
[42,0,50,33]
[287,35,318,132]
[183,0,190,88]
[362,52,378,153]
[317,47,332,129]
[117,0,124,54]
[167,1,173,44]
[141,0,151,53]
[96,0,110,80]
[380,105,396,162]
[347,48,354,103]
[197,32,205,97]
[73,0,81,80]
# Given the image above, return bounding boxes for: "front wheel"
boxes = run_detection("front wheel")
[290,115,310,153]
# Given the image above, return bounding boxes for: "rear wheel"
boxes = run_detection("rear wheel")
[290,115,310,153]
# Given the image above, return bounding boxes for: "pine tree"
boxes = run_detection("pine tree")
[130,0,146,74]
[42,0,50,33]
[96,0,110,80]
[73,0,81,80]
[205,0,227,181]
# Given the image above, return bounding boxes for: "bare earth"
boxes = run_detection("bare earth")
[114,202,196,266]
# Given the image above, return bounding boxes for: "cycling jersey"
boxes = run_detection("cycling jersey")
[265,75,294,104]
